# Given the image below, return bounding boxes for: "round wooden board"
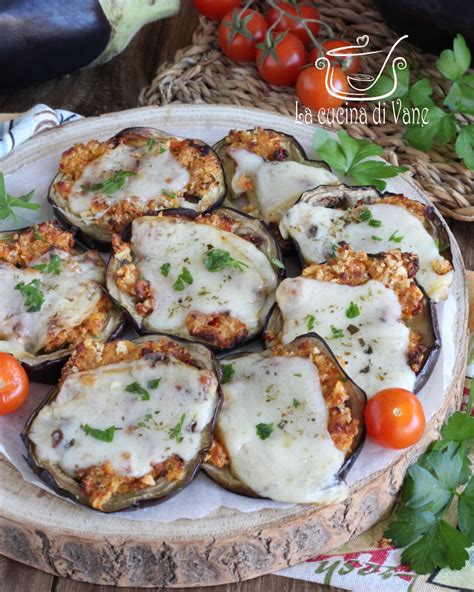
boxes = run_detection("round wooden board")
[0,105,469,588]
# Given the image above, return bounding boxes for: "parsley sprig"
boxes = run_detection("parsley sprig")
[370,34,474,170]
[32,254,61,275]
[173,267,193,291]
[385,383,474,574]
[313,130,407,191]
[82,424,117,442]
[86,170,136,194]
[0,173,39,221]
[15,279,44,312]
[203,248,249,273]
[169,414,186,443]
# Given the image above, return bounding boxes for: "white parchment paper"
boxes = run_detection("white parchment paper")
[0,113,457,522]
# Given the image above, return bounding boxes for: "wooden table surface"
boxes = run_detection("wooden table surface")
[0,2,472,591]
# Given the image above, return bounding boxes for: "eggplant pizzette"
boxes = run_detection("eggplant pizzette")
[204,334,366,503]
[49,127,226,245]
[106,208,282,349]
[265,244,440,397]
[0,222,123,381]
[23,335,221,512]
[280,185,453,302]
[214,128,338,235]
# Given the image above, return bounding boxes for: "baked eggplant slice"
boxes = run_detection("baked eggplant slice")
[0,221,124,383]
[279,184,454,302]
[106,208,282,350]
[265,244,440,397]
[204,334,366,503]
[23,334,222,512]
[48,127,226,246]
[213,128,338,238]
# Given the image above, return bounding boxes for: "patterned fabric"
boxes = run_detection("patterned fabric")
[277,337,474,591]
[0,104,81,159]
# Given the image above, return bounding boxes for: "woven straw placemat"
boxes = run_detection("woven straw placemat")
[139,0,473,222]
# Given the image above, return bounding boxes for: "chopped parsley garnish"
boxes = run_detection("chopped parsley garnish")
[389,230,404,243]
[271,257,285,269]
[162,190,177,200]
[147,378,162,389]
[345,301,360,319]
[330,325,344,339]
[256,422,274,440]
[221,363,235,383]
[330,243,339,257]
[33,254,61,275]
[372,235,383,241]
[33,225,44,241]
[88,170,136,194]
[292,398,300,408]
[160,262,171,277]
[125,381,150,401]
[147,138,157,150]
[293,372,302,377]
[203,248,249,273]
[173,267,193,291]
[306,314,315,331]
[434,238,450,253]
[169,413,186,442]
[0,172,39,221]
[368,218,382,228]
[82,424,117,442]
[359,208,372,221]
[360,364,371,373]
[15,279,44,312]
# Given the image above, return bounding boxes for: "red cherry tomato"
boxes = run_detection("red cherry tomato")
[192,0,242,20]
[364,388,425,449]
[257,31,307,86]
[219,8,268,62]
[266,1,321,46]
[0,352,29,415]
[296,65,348,110]
[309,39,361,74]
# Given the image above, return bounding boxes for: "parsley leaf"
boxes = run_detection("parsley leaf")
[147,138,157,151]
[389,230,404,243]
[292,398,300,408]
[169,413,186,442]
[437,34,471,82]
[0,173,39,221]
[306,314,315,331]
[385,507,437,547]
[441,411,474,441]
[203,248,249,273]
[404,104,457,152]
[221,363,235,384]
[271,257,285,269]
[160,262,171,277]
[88,170,136,194]
[256,422,274,440]
[15,279,44,312]
[330,325,344,339]
[147,378,161,389]
[455,124,474,169]
[33,254,61,275]
[162,190,177,200]
[173,267,193,291]
[368,218,381,228]
[125,381,150,401]
[372,235,383,241]
[458,477,474,542]
[313,130,407,191]
[345,302,360,319]
[82,424,117,442]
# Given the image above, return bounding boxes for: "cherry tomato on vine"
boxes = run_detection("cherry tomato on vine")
[219,8,268,62]
[256,31,307,86]
[0,352,29,415]
[309,39,361,74]
[364,388,425,449]
[266,1,321,46]
[192,0,242,20]
[296,65,348,110]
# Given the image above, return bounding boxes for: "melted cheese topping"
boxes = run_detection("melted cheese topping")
[217,352,347,503]
[276,277,415,397]
[280,203,453,301]
[129,217,278,336]
[0,250,104,355]
[29,355,218,478]
[229,149,338,221]
[68,143,190,219]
